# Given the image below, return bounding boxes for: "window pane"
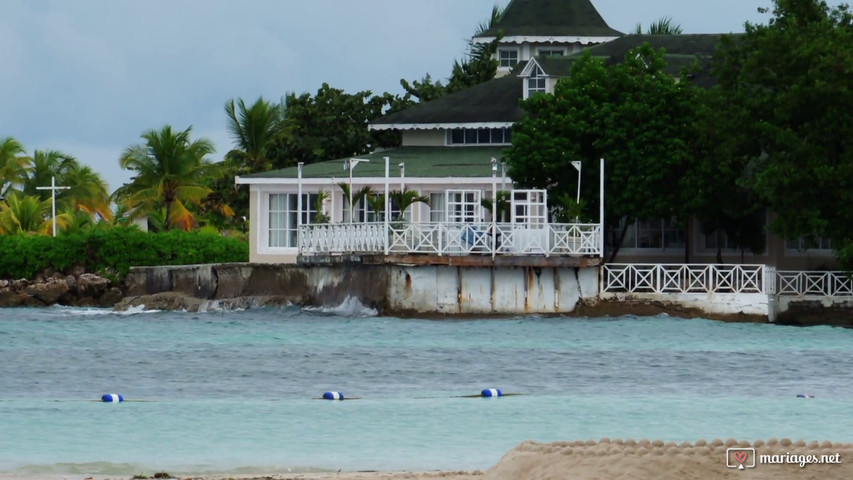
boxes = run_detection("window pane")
[464,129,477,144]
[478,128,490,143]
[451,129,464,144]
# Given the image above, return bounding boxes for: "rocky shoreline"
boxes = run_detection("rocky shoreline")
[0,271,123,308]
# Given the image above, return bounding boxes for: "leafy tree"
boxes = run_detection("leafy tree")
[21,150,75,199]
[634,17,684,35]
[713,0,852,268]
[400,5,503,102]
[0,193,57,235]
[269,84,390,168]
[224,97,285,173]
[505,45,702,261]
[58,163,113,222]
[682,86,767,263]
[114,125,220,231]
[0,137,29,198]
[390,189,430,221]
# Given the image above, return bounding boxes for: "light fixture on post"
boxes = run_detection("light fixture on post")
[491,157,498,259]
[345,158,370,223]
[571,161,582,205]
[36,176,70,237]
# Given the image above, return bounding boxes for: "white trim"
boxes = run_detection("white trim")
[473,35,619,45]
[369,122,514,131]
[519,58,544,78]
[239,176,504,186]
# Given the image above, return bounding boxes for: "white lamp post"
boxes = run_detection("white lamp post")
[36,176,70,237]
[491,157,498,259]
[571,161,582,205]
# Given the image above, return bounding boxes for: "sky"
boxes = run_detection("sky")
[0,0,826,193]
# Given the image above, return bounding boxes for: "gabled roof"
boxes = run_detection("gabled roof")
[523,34,724,83]
[370,74,525,130]
[237,147,507,182]
[474,0,622,41]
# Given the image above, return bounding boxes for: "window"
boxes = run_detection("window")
[527,64,547,97]
[536,48,566,57]
[446,190,483,223]
[498,48,519,68]
[608,217,685,250]
[447,127,512,145]
[429,193,446,222]
[511,190,547,226]
[786,236,833,252]
[268,193,318,248]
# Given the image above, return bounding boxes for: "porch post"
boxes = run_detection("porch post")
[600,157,605,258]
[297,162,304,251]
[491,157,498,259]
[384,157,390,255]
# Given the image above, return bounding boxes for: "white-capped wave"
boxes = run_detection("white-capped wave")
[303,296,378,317]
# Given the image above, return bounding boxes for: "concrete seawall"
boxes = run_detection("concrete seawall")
[118,262,853,325]
[119,262,599,315]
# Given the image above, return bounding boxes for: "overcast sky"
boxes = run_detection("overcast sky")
[0,0,829,192]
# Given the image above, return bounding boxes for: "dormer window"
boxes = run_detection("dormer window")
[536,47,567,57]
[498,48,520,68]
[447,127,512,146]
[527,64,547,96]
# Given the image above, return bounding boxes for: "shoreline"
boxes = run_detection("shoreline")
[9,438,852,480]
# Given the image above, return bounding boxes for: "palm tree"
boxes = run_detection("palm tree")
[0,137,31,198]
[22,150,76,199]
[338,183,373,222]
[634,17,684,35]
[59,163,113,222]
[225,97,285,173]
[390,189,430,221]
[114,125,217,231]
[0,193,57,235]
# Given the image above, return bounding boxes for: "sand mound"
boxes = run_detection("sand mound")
[483,439,853,480]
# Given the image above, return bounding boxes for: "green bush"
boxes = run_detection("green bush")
[0,227,249,279]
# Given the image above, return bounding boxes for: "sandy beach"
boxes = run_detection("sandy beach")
[31,438,850,480]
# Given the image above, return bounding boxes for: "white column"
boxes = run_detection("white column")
[384,157,390,255]
[599,157,605,258]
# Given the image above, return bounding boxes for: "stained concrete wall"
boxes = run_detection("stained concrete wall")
[123,263,599,315]
[598,292,769,317]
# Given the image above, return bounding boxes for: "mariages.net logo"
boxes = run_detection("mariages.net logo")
[727,447,842,469]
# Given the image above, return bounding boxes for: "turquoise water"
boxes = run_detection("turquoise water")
[1,305,852,476]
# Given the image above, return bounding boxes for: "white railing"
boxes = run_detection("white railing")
[602,264,766,294]
[299,222,602,257]
[776,271,853,297]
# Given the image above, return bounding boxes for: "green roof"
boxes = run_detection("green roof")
[240,147,507,180]
[476,0,622,39]
[371,74,524,126]
[531,34,723,85]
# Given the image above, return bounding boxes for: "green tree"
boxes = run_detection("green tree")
[401,5,504,102]
[270,84,390,168]
[0,193,56,235]
[114,125,218,231]
[714,0,852,268]
[505,45,702,261]
[0,137,30,198]
[634,17,684,35]
[224,97,285,173]
[58,163,113,222]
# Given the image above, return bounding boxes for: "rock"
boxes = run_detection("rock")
[65,275,77,291]
[77,273,110,298]
[114,292,205,312]
[99,287,124,307]
[25,280,69,304]
[0,289,26,307]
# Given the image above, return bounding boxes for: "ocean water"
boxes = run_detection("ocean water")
[1,304,852,477]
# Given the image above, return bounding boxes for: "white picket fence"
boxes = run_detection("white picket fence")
[602,264,852,297]
[299,222,602,257]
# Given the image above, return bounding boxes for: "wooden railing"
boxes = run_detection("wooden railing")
[602,264,766,294]
[776,271,853,297]
[299,222,602,257]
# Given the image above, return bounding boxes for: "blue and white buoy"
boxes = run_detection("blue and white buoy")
[322,391,345,400]
[481,388,502,398]
[101,394,124,403]
[796,393,815,398]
